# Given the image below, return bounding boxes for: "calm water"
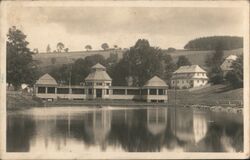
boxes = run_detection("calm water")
[7,106,243,152]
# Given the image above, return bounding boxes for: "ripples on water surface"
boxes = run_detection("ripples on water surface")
[7,106,243,152]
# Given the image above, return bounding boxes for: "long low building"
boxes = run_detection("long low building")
[34,63,168,103]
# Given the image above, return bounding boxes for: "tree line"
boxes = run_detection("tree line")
[6,26,243,90]
[184,36,243,50]
[43,42,120,54]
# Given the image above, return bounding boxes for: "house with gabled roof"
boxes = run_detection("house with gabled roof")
[220,55,238,76]
[171,65,208,89]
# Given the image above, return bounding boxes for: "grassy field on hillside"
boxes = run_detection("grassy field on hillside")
[168,84,243,106]
[33,48,243,68]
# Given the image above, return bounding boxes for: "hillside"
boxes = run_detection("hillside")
[33,49,124,67]
[33,48,243,68]
[168,48,243,67]
[168,85,243,106]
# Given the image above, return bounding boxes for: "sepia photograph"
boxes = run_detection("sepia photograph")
[0,0,249,159]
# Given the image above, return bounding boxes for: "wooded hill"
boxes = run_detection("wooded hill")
[184,36,243,50]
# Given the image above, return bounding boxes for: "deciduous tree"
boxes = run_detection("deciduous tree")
[57,42,64,52]
[7,26,38,90]
[205,43,224,84]
[101,43,109,50]
[85,45,92,51]
[225,55,243,88]
[176,55,191,68]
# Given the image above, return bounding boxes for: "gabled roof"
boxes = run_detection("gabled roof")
[144,76,167,87]
[174,65,206,74]
[92,63,106,70]
[36,73,57,85]
[85,71,112,81]
[225,55,238,61]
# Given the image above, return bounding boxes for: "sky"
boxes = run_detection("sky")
[6,6,245,52]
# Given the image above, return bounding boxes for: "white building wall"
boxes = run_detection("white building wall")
[193,79,208,87]
[171,79,192,89]
[36,93,86,100]
[171,72,208,89]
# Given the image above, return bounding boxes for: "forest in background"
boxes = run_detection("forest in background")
[184,36,243,50]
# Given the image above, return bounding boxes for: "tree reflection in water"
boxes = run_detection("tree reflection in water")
[7,107,243,152]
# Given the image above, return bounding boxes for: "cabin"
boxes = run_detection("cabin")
[171,65,208,89]
[34,63,168,103]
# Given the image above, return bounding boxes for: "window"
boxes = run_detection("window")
[149,89,157,95]
[106,83,110,86]
[113,89,125,95]
[88,88,93,95]
[158,100,164,103]
[158,89,164,95]
[85,82,93,86]
[106,89,109,95]
[177,80,179,83]
[197,80,200,83]
[47,87,55,93]
[57,88,69,94]
[72,88,85,94]
[182,80,184,84]
[202,80,205,83]
[38,87,46,93]
[172,81,175,84]
[96,82,102,86]
[127,89,140,95]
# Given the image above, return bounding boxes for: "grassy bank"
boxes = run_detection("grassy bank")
[168,85,243,106]
[7,91,43,110]
[7,85,243,110]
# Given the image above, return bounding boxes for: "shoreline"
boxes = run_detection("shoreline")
[7,99,243,114]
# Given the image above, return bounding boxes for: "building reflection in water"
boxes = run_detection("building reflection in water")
[83,110,112,150]
[7,107,243,153]
[147,108,167,136]
[173,109,195,143]
[192,111,208,144]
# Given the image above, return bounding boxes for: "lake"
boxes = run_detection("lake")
[7,106,243,152]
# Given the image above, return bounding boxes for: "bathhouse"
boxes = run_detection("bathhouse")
[34,63,168,103]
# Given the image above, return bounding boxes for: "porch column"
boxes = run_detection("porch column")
[55,87,57,94]
[45,87,48,94]
[147,89,150,95]
[125,89,127,95]
[35,86,38,94]
[156,89,159,95]
[93,89,96,98]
